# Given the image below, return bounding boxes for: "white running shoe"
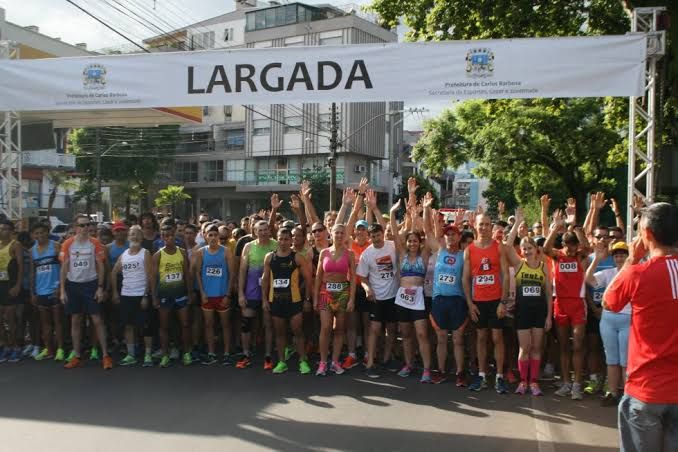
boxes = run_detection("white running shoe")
[555,383,572,397]
[571,382,584,400]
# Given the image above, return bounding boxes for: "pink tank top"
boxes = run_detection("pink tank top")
[322,249,349,274]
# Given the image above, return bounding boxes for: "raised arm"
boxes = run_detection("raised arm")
[540,194,550,232]
[268,193,283,237]
[543,210,564,259]
[504,208,524,268]
[290,194,307,232]
[585,243,606,287]
[389,199,405,255]
[365,189,386,230]
[422,193,440,253]
[300,180,320,225]
[610,198,625,235]
[337,187,355,225]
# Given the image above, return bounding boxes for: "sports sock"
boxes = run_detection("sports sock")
[529,359,541,383]
[518,359,530,382]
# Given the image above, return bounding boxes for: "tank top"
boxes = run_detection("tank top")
[553,250,585,299]
[32,241,60,296]
[120,248,147,296]
[201,245,229,297]
[268,252,302,303]
[515,261,547,306]
[108,241,129,267]
[322,249,349,275]
[157,248,187,300]
[468,241,502,302]
[400,254,426,278]
[0,240,16,282]
[244,239,278,301]
[61,237,103,283]
[432,248,465,298]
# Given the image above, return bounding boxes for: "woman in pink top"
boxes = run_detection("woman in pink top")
[313,224,356,376]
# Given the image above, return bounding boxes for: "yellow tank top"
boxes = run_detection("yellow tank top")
[0,240,15,281]
[515,261,546,303]
[157,248,186,298]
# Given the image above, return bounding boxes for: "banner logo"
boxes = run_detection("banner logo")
[83,64,107,90]
[465,48,494,78]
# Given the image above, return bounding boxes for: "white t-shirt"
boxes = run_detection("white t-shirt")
[356,240,398,300]
[594,267,631,315]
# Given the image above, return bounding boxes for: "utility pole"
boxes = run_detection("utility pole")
[95,128,102,217]
[385,104,393,207]
[328,102,338,211]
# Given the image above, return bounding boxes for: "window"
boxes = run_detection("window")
[319,36,342,46]
[253,119,271,136]
[223,105,232,121]
[225,129,245,150]
[246,13,255,32]
[223,28,234,42]
[191,31,215,49]
[204,160,224,182]
[175,161,197,183]
[284,116,302,134]
[285,4,297,24]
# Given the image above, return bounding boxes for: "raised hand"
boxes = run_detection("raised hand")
[365,189,377,209]
[552,209,565,229]
[358,177,369,194]
[300,180,312,199]
[290,194,302,210]
[497,201,506,215]
[514,207,524,225]
[390,199,402,214]
[593,192,607,210]
[422,192,434,209]
[610,197,621,215]
[270,193,283,210]
[565,198,576,224]
[632,194,646,213]
[342,187,356,205]
[407,176,418,194]
[540,194,551,209]
[594,241,608,260]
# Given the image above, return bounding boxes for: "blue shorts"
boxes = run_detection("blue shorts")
[159,295,188,310]
[430,295,468,331]
[600,310,630,366]
[37,293,60,307]
[65,280,101,316]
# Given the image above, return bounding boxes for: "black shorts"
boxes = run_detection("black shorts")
[355,284,370,313]
[65,280,101,315]
[431,296,468,331]
[246,298,262,311]
[120,295,144,327]
[369,297,397,324]
[474,300,503,330]
[396,305,428,322]
[515,299,548,330]
[424,296,432,314]
[586,308,601,335]
[37,294,60,307]
[270,299,303,319]
[0,281,20,306]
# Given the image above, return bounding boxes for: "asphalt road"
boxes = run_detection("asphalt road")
[0,356,619,452]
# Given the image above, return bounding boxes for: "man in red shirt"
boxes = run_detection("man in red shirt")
[603,202,678,452]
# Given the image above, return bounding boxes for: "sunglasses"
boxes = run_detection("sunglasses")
[75,223,89,228]
[595,235,611,240]
[312,228,325,233]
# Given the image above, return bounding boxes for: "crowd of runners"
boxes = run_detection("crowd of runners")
[0,177,676,411]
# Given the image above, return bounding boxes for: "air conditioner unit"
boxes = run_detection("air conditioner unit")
[354,164,367,173]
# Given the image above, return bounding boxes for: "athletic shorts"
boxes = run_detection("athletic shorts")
[270,299,303,319]
[586,307,601,335]
[202,296,230,312]
[515,299,548,330]
[0,281,20,306]
[430,295,468,331]
[554,297,586,327]
[319,282,350,313]
[120,295,144,327]
[599,310,630,367]
[245,299,262,311]
[159,295,188,310]
[396,304,428,322]
[65,279,101,315]
[355,284,370,313]
[369,297,397,324]
[473,299,503,330]
[424,296,432,314]
[37,293,60,307]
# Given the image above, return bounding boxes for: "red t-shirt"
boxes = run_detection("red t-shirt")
[604,255,678,403]
[553,250,585,299]
[468,241,502,302]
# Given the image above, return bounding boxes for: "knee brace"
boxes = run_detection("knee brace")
[241,316,254,333]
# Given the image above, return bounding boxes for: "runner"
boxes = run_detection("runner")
[505,209,552,396]
[544,210,590,400]
[463,212,511,394]
[261,228,314,374]
[111,225,152,366]
[150,223,193,368]
[59,214,112,369]
[344,218,371,370]
[0,220,23,363]
[29,222,64,362]
[193,224,235,366]
[314,224,356,376]
[236,220,277,369]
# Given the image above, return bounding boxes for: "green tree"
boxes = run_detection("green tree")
[113,180,144,218]
[154,185,191,216]
[72,179,100,215]
[45,170,78,222]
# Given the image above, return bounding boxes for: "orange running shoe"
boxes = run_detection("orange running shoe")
[341,355,359,370]
[263,356,273,371]
[102,355,113,370]
[64,356,82,369]
[236,355,252,369]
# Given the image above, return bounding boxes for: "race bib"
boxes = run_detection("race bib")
[72,259,89,269]
[379,271,394,280]
[36,265,51,274]
[522,286,541,297]
[559,262,578,273]
[398,288,416,305]
[326,282,345,292]
[165,272,183,283]
[273,278,290,289]
[0,270,7,280]
[122,262,139,271]
[593,291,603,303]
[437,274,456,285]
[475,274,495,286]
[206,266,222,277]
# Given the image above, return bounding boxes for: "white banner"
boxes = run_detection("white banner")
[0,35,646,111]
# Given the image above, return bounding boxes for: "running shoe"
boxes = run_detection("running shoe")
[119,355,137,366]
[65,350,76,363]
[182,352,192,366]
[600,392,620,407]
[0,348,9,363]
[8,349,21,363]
[142,353,153,367]
[584,378,604,395]
[571,382,584,400]
[236,355,252,369]
[555,383,573,397]
[191,349,201,363]
[272,361,288,374]
[383,359,401,373]
[468,375,488,392]
[89,348,100,361]
[431,371,447,385]
[263,356,274,371]
[34,348,52,361]
[330,361,345,375]
[299,359,312,375]
[54,348,65,362]
[64,356,82,369]
[316,361,328,377]
[455,371,467,387]
[495,377,509,394]
[22,344,34,357]
[541,363,556,380]
[202,353,218,366]
[364,366,381,379]
[515,381,528,395]
[102,355,113,370]
[283,346,295,362]
[341,355,359,370]
[222,354,233,366]
[169,348,180,360]
[397,365,412,378]
[506,369,519,384]
[152,349,163,359]
[530,382,543,396]
[31,346,41,359]
[159,355,171,368]
[420,369,432,384]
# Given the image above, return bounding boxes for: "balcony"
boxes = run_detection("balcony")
[22,149,75,169]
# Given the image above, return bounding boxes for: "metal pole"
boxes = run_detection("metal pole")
[385,104,392,207]
[329,102,338,211]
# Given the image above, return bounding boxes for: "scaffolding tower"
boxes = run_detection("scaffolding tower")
[0,39,21,221]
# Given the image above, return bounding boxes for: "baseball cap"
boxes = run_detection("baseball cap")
[112,221,128,232]
[443,224,460,235]
[610,241,629,254]
[355,220,369,229]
